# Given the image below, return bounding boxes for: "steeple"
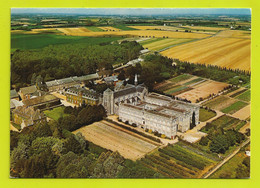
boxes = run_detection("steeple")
[134,74,138,86]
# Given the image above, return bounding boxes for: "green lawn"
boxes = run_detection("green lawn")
[85,26,104,32]
[113,25,138,30]
[236,90,251,102]
[43,106,69,121]
[11,34,121,50]
[169,74,193,84]
[199,108,217,122]
[221,101,248,114]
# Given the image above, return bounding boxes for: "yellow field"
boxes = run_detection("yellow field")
[216,30,251,39]
[128,25,185,31]
[98,26,121,31]
[182,26,228,31]
[161,30,251,71]
[54,29,210,38]
[143,38,194,51]
[57,27,91,34]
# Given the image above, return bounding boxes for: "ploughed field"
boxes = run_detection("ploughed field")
[161,30,251,71]
[73,120,159,160]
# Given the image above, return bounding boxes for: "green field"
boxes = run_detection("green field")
[183,78,204,86]
[140,142,216,178]
[201,115,242,132]
[221,101,248,114]
[11,34,121,50]
[43,106,69,121]
[85,26,104,32]
[236,90,251,102]
[199,108,217,122]
[169,74,193,84]
[139,38,165,45]
[165,85,188,95]
[113,25,138,30]
[203,95,234,110]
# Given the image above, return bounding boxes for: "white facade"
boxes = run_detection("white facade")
[118,93,200,139]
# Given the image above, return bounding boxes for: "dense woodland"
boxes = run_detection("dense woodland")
[11,41,143,88]
[10,104,160,178]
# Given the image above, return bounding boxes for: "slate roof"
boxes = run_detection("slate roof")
[114,84,146,98]
[10,89,19,99]
[46,73,99,87]
[23,94,59,107]
[19,85,37,95]
[66,87,99,99]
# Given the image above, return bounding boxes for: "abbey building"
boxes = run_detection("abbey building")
[102,75,200,139]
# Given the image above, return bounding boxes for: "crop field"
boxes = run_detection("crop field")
[161,30,251,71]
[85,26,104,32]
[199,108,217,122]
[11,34,121,50]
[50,29,211,39]
[142,38,195,51]
[235,90,251,102]
[164,85,189,95]
[73,120,158,160]
[203,95,237,110]
[128,25,186,31]
[113,25,138,30]
[201,115,244,132]
[176,80,229,103]
[169,74,194,84]
[57,27,91,34]
[221,101,248,114]
[232,105,251,120]
[98,26,121,31]
[140,142,216,178]
[182,26,228,31]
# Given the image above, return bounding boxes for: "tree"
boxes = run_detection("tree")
[31,73,37,85]
[209,134,229,153]
[10,142,28,168]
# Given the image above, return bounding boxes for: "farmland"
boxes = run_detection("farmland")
[199,108,217,122]
[201,115,246,132]
[154,74,229,102]
[176,80,229,103]
[140,141,217,178]
[203,95,237,110]
[57,27,91,34]
[98,26,121,31]
[221,101,248,114]
[235,90,251,102]
[161,30,251,71]
[73,120,159,160]
[11,34,121,50]
[142,38,196,51]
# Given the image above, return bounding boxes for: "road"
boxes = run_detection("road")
[203,138,250,178]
